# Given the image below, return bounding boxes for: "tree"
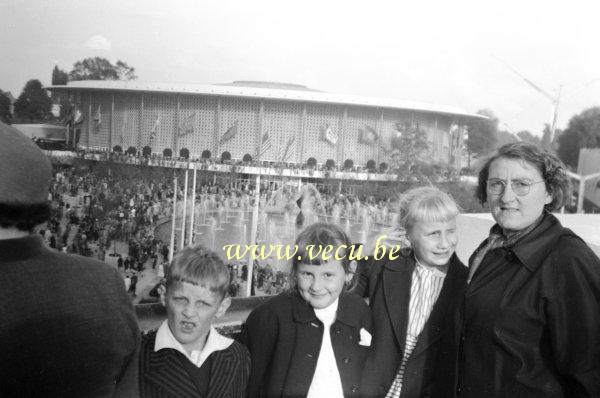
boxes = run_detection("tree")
[221,151,231,162]
[366,159,376,171]
[0,92,11,124]
[465,109,498,167]
[557,107,600,169]
[392,121,430,172]
[517,130,541,146]
[13,79,52,122]
[142,145,152,157]
[496,130,519,147]
[540,123,562,152]
[69,57,137,81]
[51,66,68,85]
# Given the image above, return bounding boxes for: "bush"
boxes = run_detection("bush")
[163,148,172,158]
[201,149,211,159]
[126,146,137,156]
[179,148,190,159]
[113,145,123,153]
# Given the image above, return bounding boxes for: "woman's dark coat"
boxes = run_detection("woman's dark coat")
[455,212,600,397]
[239,290,372,397]
[353,249,468,397]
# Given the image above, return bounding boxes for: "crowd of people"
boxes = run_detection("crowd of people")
[2,119,599,397]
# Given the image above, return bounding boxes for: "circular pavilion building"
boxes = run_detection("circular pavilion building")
[48,80,482,170]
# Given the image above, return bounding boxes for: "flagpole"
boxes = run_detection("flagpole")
[169,176,177,262]
[180,168,188,250]
[246,174,260,297]
[188,165,197,246]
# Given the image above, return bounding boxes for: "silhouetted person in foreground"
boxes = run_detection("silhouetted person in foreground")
[0,122,140,397]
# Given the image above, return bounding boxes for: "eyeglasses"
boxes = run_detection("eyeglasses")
[486,178,545,196]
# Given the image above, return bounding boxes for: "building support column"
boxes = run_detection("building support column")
[174,95,180,154]
[87,93,92,148]
[300,104,307,164]
[138,94,144,150]
[214,98,221,156]
[110,94,115,150]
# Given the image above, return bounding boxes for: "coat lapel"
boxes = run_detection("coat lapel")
[382,255,415,351]
[410,254,466,357]
[144,349,202,398]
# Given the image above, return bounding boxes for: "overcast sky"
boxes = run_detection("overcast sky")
[2,0,599,135]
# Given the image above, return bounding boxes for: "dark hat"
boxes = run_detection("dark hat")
[0,122,52,204]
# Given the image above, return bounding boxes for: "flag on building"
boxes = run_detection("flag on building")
[220,120,238,145]
[359,124,378,144]
[321,123,338,145]
[259,131,272,159]
[93,105,101,125]
[179,112,196,137]
[73,106,83,125]
[149,114,160,145]
[280,135,296,162]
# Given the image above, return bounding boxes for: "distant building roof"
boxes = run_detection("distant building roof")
[47,80,485,120]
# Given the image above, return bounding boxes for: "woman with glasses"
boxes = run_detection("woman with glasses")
[453,142,600,397]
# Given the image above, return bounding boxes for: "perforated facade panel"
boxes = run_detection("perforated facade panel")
[263,100,302,162]
[140,94,177,154]
[346,108,380,166]
[380,110,404,164]
[305,104,342,163]
[219,98,260,160]
[114,93,141,150]
[178,95,218,157]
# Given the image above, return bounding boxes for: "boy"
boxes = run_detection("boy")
[139,245,250,397]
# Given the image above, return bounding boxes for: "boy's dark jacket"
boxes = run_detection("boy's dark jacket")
[140,330,250,398]
[239,290,372,397]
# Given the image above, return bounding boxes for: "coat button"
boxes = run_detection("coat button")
[351,384,359,393]
[334,327,341,334]
[305,353,313,359]
[343,357,351,364]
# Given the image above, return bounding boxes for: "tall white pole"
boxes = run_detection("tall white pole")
[188,166,197,246]
[246,174,260,297]
[169,177,177,262]
[180,169,188,250]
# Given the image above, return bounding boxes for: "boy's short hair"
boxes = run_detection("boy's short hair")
[166,245,231,300]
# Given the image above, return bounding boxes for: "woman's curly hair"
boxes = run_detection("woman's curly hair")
[475,142,571,212]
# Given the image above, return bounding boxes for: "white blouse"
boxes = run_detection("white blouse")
[307,298,345,398]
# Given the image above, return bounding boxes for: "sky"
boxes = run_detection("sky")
[2,0,600,136]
